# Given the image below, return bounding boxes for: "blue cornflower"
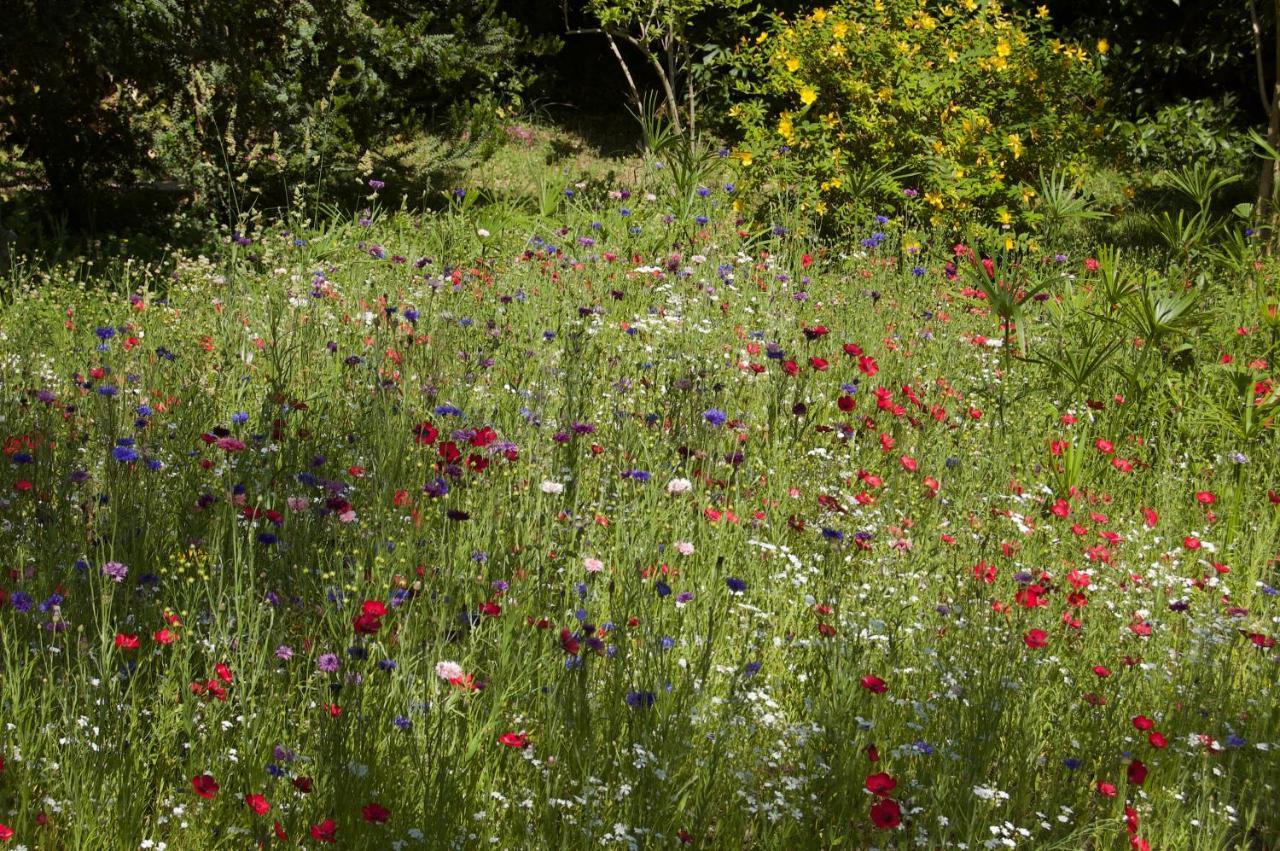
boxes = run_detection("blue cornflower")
[702,408,728,427]
[113,445,139,463]
[726,577,748,594]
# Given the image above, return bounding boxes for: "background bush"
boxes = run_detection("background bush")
[714,0,1107,233]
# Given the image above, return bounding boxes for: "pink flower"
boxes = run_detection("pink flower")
[584,557,604,573]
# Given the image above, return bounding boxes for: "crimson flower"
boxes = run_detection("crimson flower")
[114,633,139,650]
[1097,782,1117,797]
[860,675,887,694]
[865,772,897,797]
[244,793,270,816]
[1127,759,1147,786]
[191,774,219,799]
[869,797,902,829]
[361,802,391,824]
[310,819,338,844]
[1023,629,1048,649]
[0,823,13,842]
[499,732,529,749]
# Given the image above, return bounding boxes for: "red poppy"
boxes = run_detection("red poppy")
[191,774,219,799]
[1097,782,1117,797]
[1141,507,1158,528]
[1023,629,1048,649]
[244,793,270,815]
[865,772,897,797]
[869,797,901,829]
[1148,732,1168,749]
[559,628,580,656]
[0,824,13,842]
[273,821,288,841]
[860,675,887,694]
[361,802,391,824]
[1195,490,1216,505]
[1093,666,1111,678]
[114,633,140,650]
[362,600,387,618]
[413,421,438,445]
[310,819,338,844]
[215,662,233,683]
[499,732,529,748]
[153,628,178,645]
[1127,759,1147,786]
[352,612,382,635]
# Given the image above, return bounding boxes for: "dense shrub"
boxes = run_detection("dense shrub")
[717,0,1107,232]
[0,1,552,217]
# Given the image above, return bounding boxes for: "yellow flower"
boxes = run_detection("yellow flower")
[997,209,1012,225]
[1096,38,1109,54]
[799,86,817,106]
[756,32,769,44]
[1004,236,1015,251]
[877,86,894,101]
[995,39,1011,57]
[777,112,795,141]
[785,57,800,72]
[833,20,848,38]
[925,191,944,209]
[813,8,827,23]
[737,151,753,167]
[815,200,828,215]
[1036,5,1050,18]
[1006,134,1023,160]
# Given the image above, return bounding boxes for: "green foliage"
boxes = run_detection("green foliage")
[0,0,553,216]
[717,1,1107,232]
[1112,97,1250,175]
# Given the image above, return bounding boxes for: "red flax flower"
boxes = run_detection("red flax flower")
[1023,629,1048,649]
[361,802,391,824]
[191,774,219,799]
[114,633,140,650]
[244,793,270,815]
[1127,759,1148,786]
[499,732,529,749]
[860,675,887,694]
[310,819,338,844]
[865,772,897,797]
[869,797,902,829]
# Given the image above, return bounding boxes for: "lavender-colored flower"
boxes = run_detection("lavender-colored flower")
[317,653,340,673]
[101,561,128,582]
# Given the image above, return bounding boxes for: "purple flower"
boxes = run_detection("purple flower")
[702,408,728,427]
[101,561,128,582]
[317,653,340,673]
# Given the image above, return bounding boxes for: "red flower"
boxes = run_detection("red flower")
[413,421,438,445]
[499,732,529,749]
[361,802,391,824]
[869,797,902,829]
[1023,629,1048,649]
[1141,507,1158,528]
[215,662,233,684]
[153,628,178,645]
[1092,666,1111,678]
[1127,759,1147,786]
[191,774,219,799]
[244,793,271,816]
[1148,732,1168,749]
[865,772,897,797]
[559,628,581,656]
[114,633,139,650]
[273,821,288,841]
[860,675,887,694]
[1195,490,1216,505]
[362,600,387,618]
[352,612,382,635]
[1097,782,1117,797]
[0,824,13,842]
[310,819,338,844]
[292,776,313,793]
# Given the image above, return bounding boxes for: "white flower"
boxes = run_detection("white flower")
[667,477,693,494]
[674,541,695,556]
[540,480,564,495]
[435,660,464,681]
[477,228,491,238]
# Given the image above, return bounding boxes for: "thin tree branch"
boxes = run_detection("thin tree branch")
[1250,0,1271,117]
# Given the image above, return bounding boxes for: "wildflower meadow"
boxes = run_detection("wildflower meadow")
[1,164,1278,850]
[3,2,1280,849]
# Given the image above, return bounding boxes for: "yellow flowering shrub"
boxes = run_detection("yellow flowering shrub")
[721,0,1106,231]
